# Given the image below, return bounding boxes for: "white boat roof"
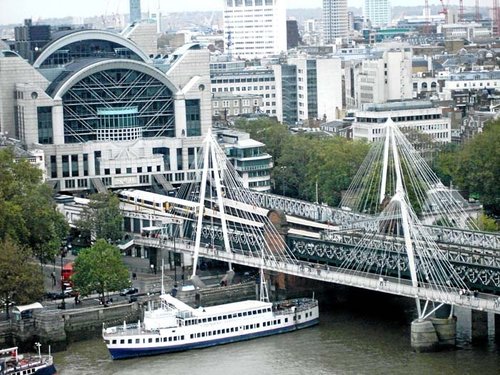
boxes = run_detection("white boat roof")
[161,294,194,312]
[193,299,271,316]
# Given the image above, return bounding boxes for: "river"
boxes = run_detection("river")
[54,290,499,374]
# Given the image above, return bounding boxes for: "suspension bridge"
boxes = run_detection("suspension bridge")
[60,124,499,350]
[121,125,500,319]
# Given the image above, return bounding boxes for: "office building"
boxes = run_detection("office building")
[345,45,413,109]
[3,29,214,193]
[130,0,142,23]
[352,101,451,143]
[223,0,287,59]
[322,0,348,43]
[364,0,391,27]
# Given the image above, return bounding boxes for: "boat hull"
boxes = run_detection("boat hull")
[108,318,319,360]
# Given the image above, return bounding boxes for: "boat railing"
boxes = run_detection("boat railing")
[104,322,140,334]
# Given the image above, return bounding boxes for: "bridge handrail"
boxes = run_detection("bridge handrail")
[133,236,500,314]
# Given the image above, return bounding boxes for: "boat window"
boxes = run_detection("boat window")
[156,338,160,343]
[169,337,172,342]
[222,329,225,334]
[218,316,222,320]
[112,340,117,344]
[258,309,262,314]
[238,313,242,317]
[164,337,168,342]
[202,332,206,337]
[285,318,288,323]
[273,320,276,325]
[148,338,153,343]
[217,329,221,334]
[223,315,227,319]
[203,318,207,323]
[120,339,125,344]
[181,335,184,340]
[298,315,301,320]
[213,330,216,335]
[243,312,247,316]
[128,339,132,344]
[235,327,238,332]
[256,323,260,328]
[174,336,178,341]
[278,319,281,324]
[197,333,200,338]
[253,310,257,315]
[136,339,140,343]
[198,319,202,323]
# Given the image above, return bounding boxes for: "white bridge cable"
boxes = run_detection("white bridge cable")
[337,194,470,299]
[340,122,479,231]
[168,132,298,271]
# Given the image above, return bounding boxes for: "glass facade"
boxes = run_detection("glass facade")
[281,64,298,125]
[62,68,175,143]
[40,39,143,68]
[97,107,141,141]
[306,60,318,120]
[185,100,201,136]
[37,106,53,144]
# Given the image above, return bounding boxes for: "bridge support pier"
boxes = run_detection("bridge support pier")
[411,315,457,352]
[471,310,488,342]
[495,314,500,342]
[411,319,439,352]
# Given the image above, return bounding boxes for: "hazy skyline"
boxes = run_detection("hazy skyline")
[0,0,481,26]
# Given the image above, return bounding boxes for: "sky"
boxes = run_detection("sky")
[0,0,481,26]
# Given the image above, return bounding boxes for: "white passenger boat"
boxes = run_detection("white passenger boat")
[103,289,318,359]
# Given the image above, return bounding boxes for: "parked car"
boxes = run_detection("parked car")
[120,287,138,296]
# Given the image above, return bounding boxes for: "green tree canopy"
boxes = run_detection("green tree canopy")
[0,238,44,318]
[234,118,370,206]
[77,192,123,243]
[72,239,130,303]
[0,148,68,263]
[434,120,500,215]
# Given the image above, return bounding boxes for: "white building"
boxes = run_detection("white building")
[352,101,451,143]
[345,46,413,109]
[364,0,391,27]
[223,0,286,60]
[211,66,280,120]
[443,71,500,100]
[285,55,343,122]
[216,128,273,192]
[322,0,348,43]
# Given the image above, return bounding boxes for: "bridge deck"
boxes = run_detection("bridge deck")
[134,237,500,315]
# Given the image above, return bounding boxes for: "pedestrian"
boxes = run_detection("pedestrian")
[150,264,154,274]
[132,272,137,280]
[50,272,56,287]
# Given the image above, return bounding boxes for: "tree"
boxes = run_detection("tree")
[77,192,123,243]
[0,238,44,318]
[453,121,500,215]
[0,148,68,263]
[435,121,500,216]
[72,239,130,304]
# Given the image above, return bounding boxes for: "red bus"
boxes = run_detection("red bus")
[61,262,74,288]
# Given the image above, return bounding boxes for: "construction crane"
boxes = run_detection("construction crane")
[439,0,448,16]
